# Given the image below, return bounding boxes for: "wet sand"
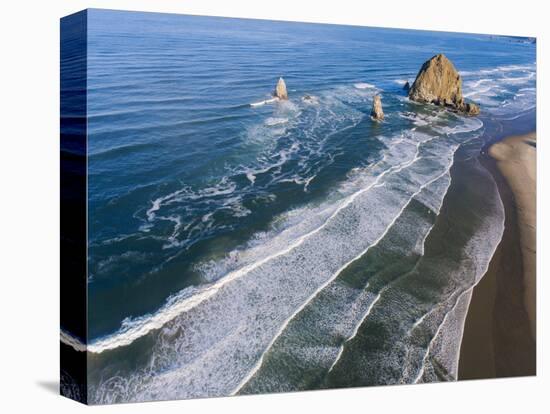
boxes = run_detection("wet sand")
[458,132,536,379]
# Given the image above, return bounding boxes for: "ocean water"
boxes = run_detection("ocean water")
[67,9,535,402]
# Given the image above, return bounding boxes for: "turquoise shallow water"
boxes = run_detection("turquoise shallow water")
[64,9,536,402]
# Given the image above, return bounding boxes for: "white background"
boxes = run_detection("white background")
[0,0,546,412]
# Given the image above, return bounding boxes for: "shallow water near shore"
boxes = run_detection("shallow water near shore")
[62,9,536,402]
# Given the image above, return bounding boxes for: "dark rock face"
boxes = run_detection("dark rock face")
[409,54,479,115]
[274,77,288,100]
[403,81,410,92]
[371,95,384,120]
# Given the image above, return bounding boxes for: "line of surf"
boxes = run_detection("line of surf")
[412,286,475,383]
[324,166,453,375]
[250,97,279,107]
[232,165,453,393]
[60,329,87,352]
[412,179,505,383]
[86,136,430,354]
[328,292,381,373]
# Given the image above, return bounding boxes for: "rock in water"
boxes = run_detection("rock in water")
[371,95,384,120]
[464,102,480,115]
[302,94,319,104]
[403,81,410,92]
[409,54,463,107]
[409,54,479,115]
[274,77,288,100]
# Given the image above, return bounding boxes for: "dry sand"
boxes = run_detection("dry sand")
[490,133,536,339]
[459,133,536,379]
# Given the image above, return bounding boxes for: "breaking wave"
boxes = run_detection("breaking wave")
[88,109,492,403]
[86,60,531,404]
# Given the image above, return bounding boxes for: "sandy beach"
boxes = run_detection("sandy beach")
[490,133,536,338]
[459,132,536,379]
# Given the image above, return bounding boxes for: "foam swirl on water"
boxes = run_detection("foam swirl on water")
[88,115,490,403]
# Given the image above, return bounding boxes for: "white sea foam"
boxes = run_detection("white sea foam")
[86,59,531,400]
[133,84,373,254]
[264,117,289,126]
[420,172,505,382]
[354,82,376,90]
[234,166,454,393]
[461,61,536,118]
[459,62,535,77]
[323,166,454,377]
[393,79,410,86]
[87,133,427,355]
[60,329,86,352]
[411,288,474,383]
[250,97,279,107]
[87,108,490,403]
[328,292,381,373]
[392,161,506,384]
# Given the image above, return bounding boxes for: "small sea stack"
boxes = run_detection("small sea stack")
[403,81,410,92]
[274,77,288,100]
[302,94,319,104]
[408,54,479,115]
[371,95,384,120]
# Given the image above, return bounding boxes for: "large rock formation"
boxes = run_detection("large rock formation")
[409,54,479,115]
[371,95,384,120]
[274,77,288,100]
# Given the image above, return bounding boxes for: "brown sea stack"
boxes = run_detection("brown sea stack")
[409,54,479,115]
[371,95,384,120]
[274,77,288,100]
[464,102,480,115]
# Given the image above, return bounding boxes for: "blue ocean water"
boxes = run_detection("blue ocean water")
[76,9,535,402]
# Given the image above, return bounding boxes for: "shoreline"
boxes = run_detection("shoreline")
[490,133,536,339]
[458,132,536,379]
